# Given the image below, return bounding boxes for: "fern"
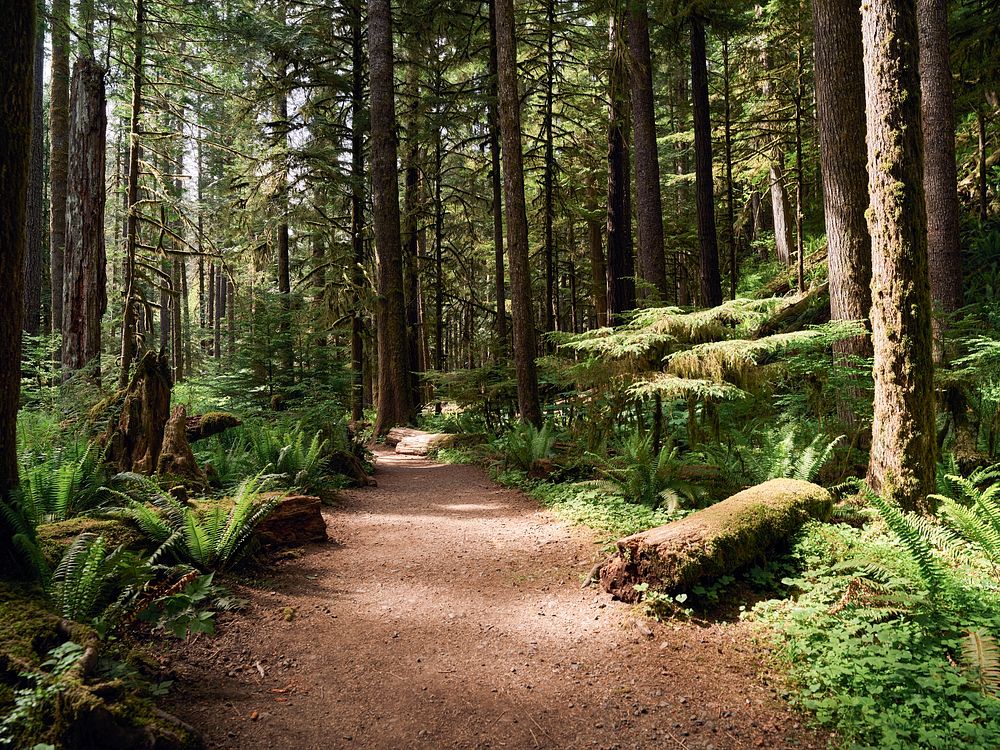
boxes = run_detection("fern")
[117,473,280,571]
[17,441,115,523]
[869,492,948,598]
[502,421,557,471]
[742,424,843,485]
[49,533,132,623]
[962,629,1000,698]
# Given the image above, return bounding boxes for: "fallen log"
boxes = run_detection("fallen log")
[384,427,425,447]
[599,478,832,602]
[255,493,328,547]
[395,432,485,456]
[185,411,241,442]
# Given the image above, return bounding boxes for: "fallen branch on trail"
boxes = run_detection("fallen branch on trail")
[598,479,832,602]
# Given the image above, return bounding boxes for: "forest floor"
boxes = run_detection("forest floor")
[164,449,835,750]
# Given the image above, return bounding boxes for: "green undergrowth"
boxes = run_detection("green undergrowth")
[490,467,678,540]
[750,520,1000,750]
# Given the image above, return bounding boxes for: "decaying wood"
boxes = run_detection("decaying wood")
[157,404,208,487]
[256,493,328,547]
[599,479,832,602]
[185,411,241,442]
[102,350,172,474]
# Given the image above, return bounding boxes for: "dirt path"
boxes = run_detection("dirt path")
[165,450,831,750]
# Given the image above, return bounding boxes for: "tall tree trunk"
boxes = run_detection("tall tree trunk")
[918,0,963,317]
[23,18,43,335]
[628,0,667,301]
[812,0,873,369]
[542,0,557,334]
[862,0,937,513]
[587,179,609,326]
[62,56,107,381]
[1,0,34,574]
[769,162,795,265]
[607,9,636,323]
[49,0,70,341]
[369,0,414,434]
[722,34,737,300]
[488,0,508,352]
[350,0,366,423]
[691,16,722,307]
[119,0,144,387]
[495,0,542,426]
[171,257,183,380]
[403,54,422,409]
[274,2,292,374]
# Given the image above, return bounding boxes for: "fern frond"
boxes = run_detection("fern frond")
[962,629,1000,698]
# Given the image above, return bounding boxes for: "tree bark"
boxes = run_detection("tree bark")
[862,0,937,513]
[403,53,423,409]
[350,0,366,423]
[722,34,737,300]
[812,0,872,364]
[49,0,70,341]
[487,0,508,352]
[62,55,107,381]
[542,0,557,334]
[587,180,609,327]
[495,0,542,426]
[607,9,636,323]
[628,0,667,301]
[1,0,34,574]
[369,0,414,434]
[691,16,722,308]
[23,18,43,335]
[119,0,144,387]
[917,0,963,316]
[769,162,795,266]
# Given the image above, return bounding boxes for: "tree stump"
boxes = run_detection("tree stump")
[103,351,172,474]
[157,405,208,489]
[599,479,832,602]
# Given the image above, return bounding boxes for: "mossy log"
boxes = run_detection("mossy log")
[599,479,832,602]
[185,411,241,442]
[394,432,485,456]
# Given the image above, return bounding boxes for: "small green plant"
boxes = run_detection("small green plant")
[0,641,85,747]
[741,424,843,484]
[600,432,701,510]
[244,422,331,492]
[137,572,240,639]
[502,421,557,471]
[118,473,280,571]
[17,442,115,524]
[48,533,135,624]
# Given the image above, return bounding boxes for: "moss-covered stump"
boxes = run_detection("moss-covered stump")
[101,351,173,474]
[599,479,832,603]
[0,584,202,750]
[256,493,328,547]
[394,432,486,456]
[157,405,209,490]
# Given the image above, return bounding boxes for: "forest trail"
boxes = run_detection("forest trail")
[166,450,831,750]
